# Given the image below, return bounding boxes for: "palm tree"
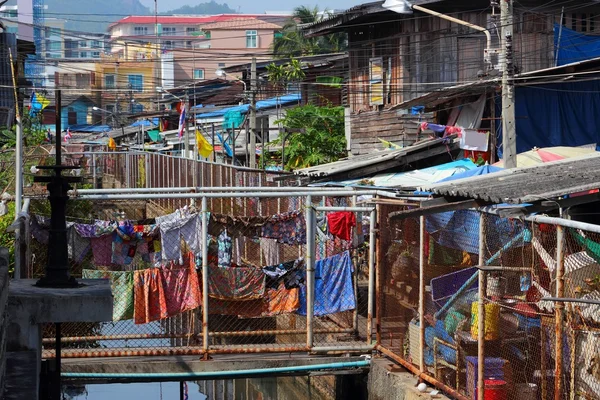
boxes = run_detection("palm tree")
[272,6,346,58]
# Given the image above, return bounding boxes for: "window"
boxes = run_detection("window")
[106,104,115,113]
[132,103,144,113]
[193,69,205,80]
[91,51,100,58]
[128,74,143,92]
[79,51,88,58]
[186,27,198,34]
[105,74,115,89]
[246,30,258,48]
[91,40,101,48]
[78,40,87,48]
[164,41,174,50]
[186,41,192,48]
[218,63,226,67]
[163,27,176,36]
[134,26,148,35]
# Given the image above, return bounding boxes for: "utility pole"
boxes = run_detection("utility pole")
[249,57,257,169]
[184,92,191,159]
[501,0,516,168]
[8,47,22,215]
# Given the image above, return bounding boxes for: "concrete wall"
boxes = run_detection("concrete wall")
[368,358,450,400]
[0,248,8,397]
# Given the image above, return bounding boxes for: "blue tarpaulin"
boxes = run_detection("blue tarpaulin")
[130,118,159,127]
[194,94,301,118]
[554,23,600,66]
[297,251,356,316]
[67,124,112,133]
[515,80,600,152]
[435,164,503,183]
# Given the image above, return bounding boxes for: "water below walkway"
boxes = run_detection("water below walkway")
[63,374,367,400]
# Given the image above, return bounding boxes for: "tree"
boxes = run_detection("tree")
[266,104,347,170]
[272,6,346,58]
[265,58,306,93]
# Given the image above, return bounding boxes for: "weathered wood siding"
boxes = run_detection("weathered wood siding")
[345,5,600,153]
[349,110,427,155]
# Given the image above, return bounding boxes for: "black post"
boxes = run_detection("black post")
[35,91,81,288]
[54,322,62,400]
[179,381,184,400]
[55,90,61,165]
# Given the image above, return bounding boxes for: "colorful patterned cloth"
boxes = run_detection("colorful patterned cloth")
[82,269,134,321]
[208,263,266,300]
[90,234,114,266]
[261,210,306,245]
[297,250,356,316]
[161,258,202,316]
[217,230,232,269]
[133,268,168,324]
[264,281,300,316]
[262,258,305,289]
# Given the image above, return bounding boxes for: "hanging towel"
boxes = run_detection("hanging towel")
[157,212,202,261]
[83,269,135,321]
[297,250,356,316]
[133,268,168,324]
[161,256,201,316]
[326,212,356,241]
[208,263,266,300]
[261,210,306,245]
[260,238,280,266]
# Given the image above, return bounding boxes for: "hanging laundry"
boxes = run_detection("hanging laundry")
[208,263,266,300]
[420,122,447,135]
[31,216,91,263]
[261,210,306,245]
[82,269,134,321]
[112,221,139,265]
[217,230,232,269]
[326,212,356,242]
[263,281,300,316]
[161,255,201,316]
[133,268,168,324]
[262,258,305,289]
[89,234,114,266]
[260,238,280,266]
[297,251,356,316]
[157,211,201,261]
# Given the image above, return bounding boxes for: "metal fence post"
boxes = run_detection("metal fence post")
[367,208,377,345]
[306,195,315,349]
[92,153,97,189]
[477,212,486,400]
[145,154,150,189]
[125,153,130,188]
[555,225,565,400]
[419,215,426,372]
[201,196,209,356]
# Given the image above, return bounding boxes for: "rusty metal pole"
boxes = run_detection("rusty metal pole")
[555,225,565,400]
[375,200,382,346]
[477,213,486,400]
[306,195,315,349]
[201,196,209,355]
[419,215,425,372]
[367,207,376,344]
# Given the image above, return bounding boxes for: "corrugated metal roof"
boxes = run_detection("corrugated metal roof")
[419,153,600,204]
[294,136,460,179]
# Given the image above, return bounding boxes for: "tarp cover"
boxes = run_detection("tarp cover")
[554,24,600,66]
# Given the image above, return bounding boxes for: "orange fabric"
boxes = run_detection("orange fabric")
[264,282,300,316]
[133,268,168,324]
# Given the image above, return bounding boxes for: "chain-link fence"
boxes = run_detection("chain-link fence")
[25,190,375,359]
[379,205,600,400]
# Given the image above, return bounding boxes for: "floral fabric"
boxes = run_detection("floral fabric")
[82,269,134,321]
[261,210,306,245]
[133,268,168,324]
[208,263,266,300]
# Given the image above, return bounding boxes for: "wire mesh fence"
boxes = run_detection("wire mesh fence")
[379,206,600,400]
[25,191,374,359]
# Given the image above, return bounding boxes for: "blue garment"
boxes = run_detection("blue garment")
[554,24,600,66]
[297,251,356,316]
[425,123,447,134]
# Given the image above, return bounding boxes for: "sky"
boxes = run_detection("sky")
[142,0,368,13]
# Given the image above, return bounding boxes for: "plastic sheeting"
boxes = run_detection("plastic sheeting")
[554,23,600,66]
[194,94,301,118]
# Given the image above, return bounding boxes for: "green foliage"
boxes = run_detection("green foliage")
[0,112,47,150]
[272,6,347,58]
[266,58,306,90]
[0,202,16,276]
[267,105,346,170]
